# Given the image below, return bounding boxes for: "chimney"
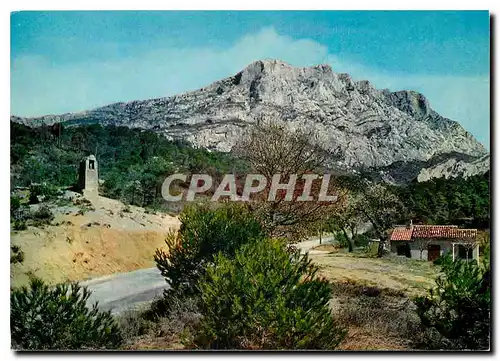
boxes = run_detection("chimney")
[406,219,413,229]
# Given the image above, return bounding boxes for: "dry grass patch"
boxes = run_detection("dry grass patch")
[338,326,409,351]
[118,297,200,351]
[307,250,439,349]
[121,336,185,350]
[310,252,437,297]
[330,280,424,350]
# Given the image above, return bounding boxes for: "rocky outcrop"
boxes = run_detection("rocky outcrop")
[11,59,488,182]
[365,152,490,184]
[417,154,490,183]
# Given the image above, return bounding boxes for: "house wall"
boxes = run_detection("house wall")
[391,239,479,261]
[409,239,454,260]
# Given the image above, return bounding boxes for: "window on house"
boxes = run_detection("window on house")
[89,160,95,170]
[458,245,473,260]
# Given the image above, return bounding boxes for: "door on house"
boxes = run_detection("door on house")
[427,245,441,262]
[396,243,411,258]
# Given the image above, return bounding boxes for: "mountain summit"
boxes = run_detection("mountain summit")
[11,59,488,183]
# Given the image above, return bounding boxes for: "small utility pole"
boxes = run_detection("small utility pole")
[319,222,323,245]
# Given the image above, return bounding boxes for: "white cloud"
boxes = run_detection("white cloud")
[10,27,489,147]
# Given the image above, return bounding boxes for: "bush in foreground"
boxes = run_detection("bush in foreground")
[414,254,490,350]
[11,278,122,350]
[193,238,346,349]
[154,203,265,312]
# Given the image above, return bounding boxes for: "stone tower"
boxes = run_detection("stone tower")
[78,155,98,198]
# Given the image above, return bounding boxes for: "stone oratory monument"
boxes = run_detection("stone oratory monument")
[78,155,98,199]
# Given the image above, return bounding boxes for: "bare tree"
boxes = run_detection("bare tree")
[355,182,406,257]
[415,238,432,260]
[455,242,476,262]
[234,122,347,241]
[327,196,363,252]
[235,122,329,179]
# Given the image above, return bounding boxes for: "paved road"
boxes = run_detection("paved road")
[81,267,169,315]
[296,235,335,255]
[82,235,336,315]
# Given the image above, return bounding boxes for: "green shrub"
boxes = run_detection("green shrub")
[10,195,22,214]
[10,277,123,350]
[154,203,266,309]
[11,195,29,229]
[193,238,346,350]
[10,252,25,264]
[336,232,350,248]
[28,183,61,204]
[13,220,27,231]
[432,255,445,265]
[32,205,54,222]
[10,245,24,264]
[353,233,370,247]
[414,254,490,350]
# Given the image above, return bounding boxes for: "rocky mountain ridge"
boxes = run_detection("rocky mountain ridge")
[11,59,489,183]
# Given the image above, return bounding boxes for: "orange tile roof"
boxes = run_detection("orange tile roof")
[390,227,413,241]
[414,225,458,229]
[390,225,477,241]
[413,227,477,239]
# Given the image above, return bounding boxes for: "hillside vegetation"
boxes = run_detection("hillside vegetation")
[11,122,489,226]
[394,172,490,228]
[11,122,249,211]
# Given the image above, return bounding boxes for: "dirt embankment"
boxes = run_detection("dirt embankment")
[11,194,180,288]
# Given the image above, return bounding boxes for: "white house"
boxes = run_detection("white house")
[390,223,478,261]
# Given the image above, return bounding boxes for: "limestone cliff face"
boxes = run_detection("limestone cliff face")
[416,154,490,183]
[11,59,488,183]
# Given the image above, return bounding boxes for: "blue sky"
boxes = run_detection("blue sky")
[11,11,490,147]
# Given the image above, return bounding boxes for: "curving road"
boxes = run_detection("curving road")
[82,235,335,315]
[296,235,335,254]
[81,267,169,315]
